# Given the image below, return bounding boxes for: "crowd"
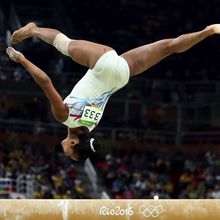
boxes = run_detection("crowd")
[1,130,220,199]
[0,136,88,199]
[96,150,220,199]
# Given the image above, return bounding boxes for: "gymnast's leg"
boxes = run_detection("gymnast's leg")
[121,24,220,76]
[11,23,113,69]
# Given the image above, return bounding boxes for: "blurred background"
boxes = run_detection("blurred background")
[1,0,220,199]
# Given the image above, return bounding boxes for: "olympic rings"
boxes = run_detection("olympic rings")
[138,204,163,218]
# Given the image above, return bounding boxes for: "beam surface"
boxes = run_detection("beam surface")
[0,200,219,220]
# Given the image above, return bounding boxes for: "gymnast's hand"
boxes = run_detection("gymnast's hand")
[6,47,24,63]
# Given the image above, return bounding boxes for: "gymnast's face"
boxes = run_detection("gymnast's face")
[61,136,79,161]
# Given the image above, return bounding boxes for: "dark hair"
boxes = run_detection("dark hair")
[73,133,101,161]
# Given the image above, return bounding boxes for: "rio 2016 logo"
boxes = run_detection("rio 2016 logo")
[99,206,133,216]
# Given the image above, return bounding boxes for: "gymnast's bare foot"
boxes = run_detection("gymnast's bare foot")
[11,22,37,44]
[206,24,220,34]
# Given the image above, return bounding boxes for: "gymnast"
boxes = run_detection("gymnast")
[6,22,220,161]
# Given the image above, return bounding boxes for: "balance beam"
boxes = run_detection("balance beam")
[0,199,219,220]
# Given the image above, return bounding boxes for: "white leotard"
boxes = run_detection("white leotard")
[62,50,130,132]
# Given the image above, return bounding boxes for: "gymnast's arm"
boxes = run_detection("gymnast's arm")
[6,47,68,122]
